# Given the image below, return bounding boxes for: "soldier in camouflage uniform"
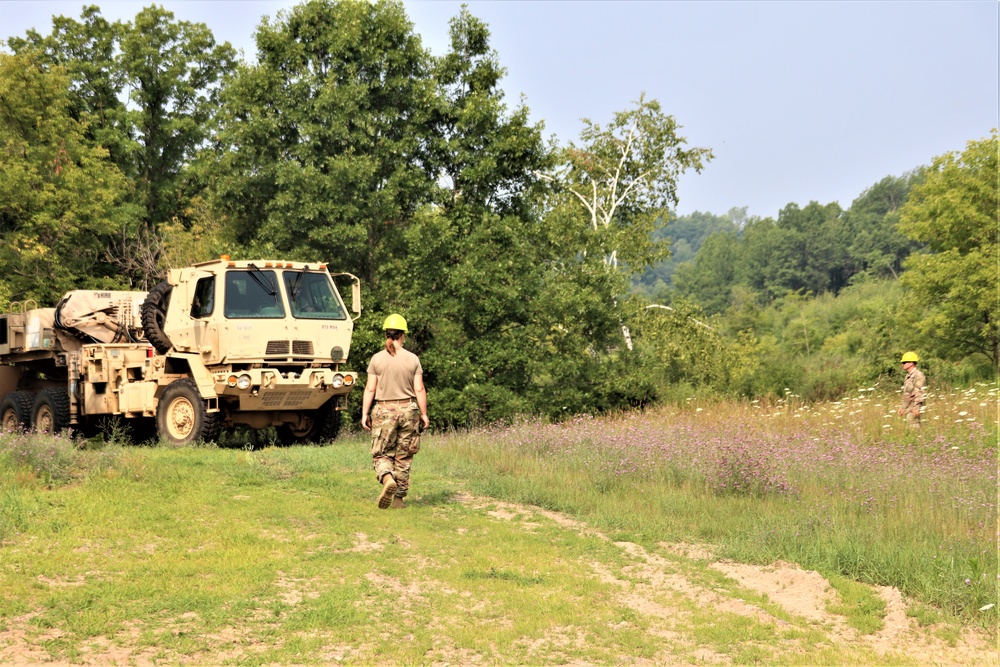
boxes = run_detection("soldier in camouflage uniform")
[361,314,429,509]
[897,351,926,430]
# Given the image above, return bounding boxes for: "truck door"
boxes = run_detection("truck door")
[167,271,220,363]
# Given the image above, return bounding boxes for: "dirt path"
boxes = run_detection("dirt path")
[463,494,998,666]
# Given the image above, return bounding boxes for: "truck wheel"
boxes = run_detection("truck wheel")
[32,388,71,434]
[156,379,220,445]
[1,391,35,432]
[142,280,173,354]
[276,402,342,446]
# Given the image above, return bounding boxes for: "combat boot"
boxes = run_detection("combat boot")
[391,496,405,509]
[378,475,397,509]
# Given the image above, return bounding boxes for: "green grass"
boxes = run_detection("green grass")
[825,573,887,634]
[416,388,998,635]
[0,391,995,664]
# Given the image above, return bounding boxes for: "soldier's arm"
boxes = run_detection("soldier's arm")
[361,374,378,430]
[414,372,429,430]
[913,374,926,411]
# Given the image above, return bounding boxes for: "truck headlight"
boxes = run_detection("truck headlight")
[344,375,354,386]
[331,373,344,388]
[237,374,252,390]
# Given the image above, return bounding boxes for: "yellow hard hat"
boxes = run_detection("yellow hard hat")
[382,313,408,332]
[900,351,919,363]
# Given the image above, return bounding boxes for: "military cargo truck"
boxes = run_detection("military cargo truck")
[0,257,361,446]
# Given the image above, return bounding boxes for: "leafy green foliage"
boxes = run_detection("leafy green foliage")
[737,201,850,300]
[898,130,999,370]
[671,231,742,314]
[555,94,713,273]
[213,0,434,285]
[8,4,237,286]
[0,51,131,304]
[634,299,759,394]
[842,172,924,280]
[634,208,744,299]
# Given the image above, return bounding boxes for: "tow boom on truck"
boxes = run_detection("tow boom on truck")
[0,257,361,446]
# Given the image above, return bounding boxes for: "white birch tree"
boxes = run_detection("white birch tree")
[548,94,712,348]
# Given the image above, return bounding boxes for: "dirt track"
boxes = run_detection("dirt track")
[470,494,998,667]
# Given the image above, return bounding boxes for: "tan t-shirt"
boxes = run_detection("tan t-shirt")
[367,347,423,401]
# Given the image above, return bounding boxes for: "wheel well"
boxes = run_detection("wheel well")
[163,356,192,376]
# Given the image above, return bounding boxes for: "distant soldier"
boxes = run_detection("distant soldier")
[897,351,926,430]
[361,314,429,509]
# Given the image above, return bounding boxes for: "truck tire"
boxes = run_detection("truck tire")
[142,280,173,354]
[32,388,71,434]
[156,379,221,446]
[1,391,35,432]
[276,401,342,446]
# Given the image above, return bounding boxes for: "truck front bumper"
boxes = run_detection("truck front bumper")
[214,368,357,411]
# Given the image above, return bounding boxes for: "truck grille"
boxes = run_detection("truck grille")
[266,341,289,355]
[262,391,314,407]
[292,340,313,355]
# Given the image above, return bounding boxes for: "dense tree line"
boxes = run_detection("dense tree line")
[1,0,995,425]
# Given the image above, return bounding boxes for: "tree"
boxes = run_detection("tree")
[382,7,552,426]
[428,7,549,220]
[735,201,847,301]
[633,298,759,394]
[898,130,999,369]
[9,5,236,285]
[672,231,742,314]
[0,52,130,304]
[118,6,236,230]
[6,6,128,165]
[213,0,435,287]
[546,95,713,348]
[633,208,742,298]
[843,172,924,279]
[555,94,712,272]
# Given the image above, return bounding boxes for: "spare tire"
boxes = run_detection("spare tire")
[142,280,173,354]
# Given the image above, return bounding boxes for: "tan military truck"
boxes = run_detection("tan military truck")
[0,257,361,446]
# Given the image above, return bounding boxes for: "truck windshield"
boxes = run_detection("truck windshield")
[224,270,285,318]
[282,271,347,320]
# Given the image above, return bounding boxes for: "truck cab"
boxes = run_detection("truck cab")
[142,257,362,444]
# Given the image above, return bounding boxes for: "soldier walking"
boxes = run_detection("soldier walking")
[361,314,429,509]
[897,351,926,430]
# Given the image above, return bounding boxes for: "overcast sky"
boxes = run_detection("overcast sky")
[2,0,997,220]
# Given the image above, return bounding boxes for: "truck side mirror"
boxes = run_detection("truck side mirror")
[329,271,362,322]
[351,280,361,317]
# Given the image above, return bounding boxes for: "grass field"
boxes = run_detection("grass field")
[0,385,996,665]
[421,383,998,624]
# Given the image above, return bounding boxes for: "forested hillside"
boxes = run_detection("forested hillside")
[1,0,996,427]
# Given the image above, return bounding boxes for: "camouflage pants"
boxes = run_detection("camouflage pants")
[905,410,921,430]
[370,402,421,498]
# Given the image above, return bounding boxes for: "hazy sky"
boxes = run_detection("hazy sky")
[2,0,997,220]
